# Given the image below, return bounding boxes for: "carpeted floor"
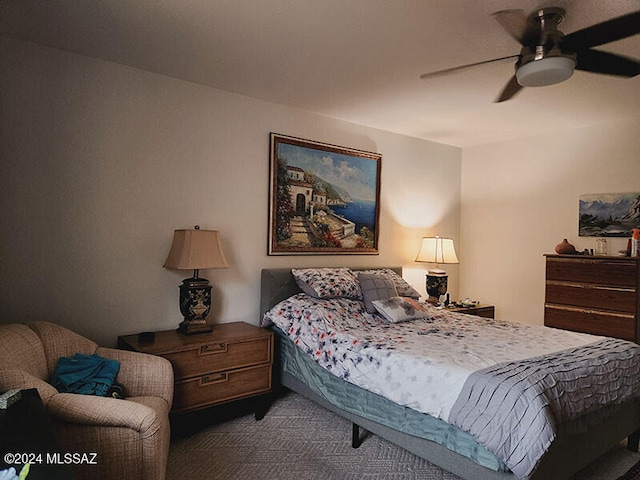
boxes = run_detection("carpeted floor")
[617,458,640,480]
[167,391,640,480]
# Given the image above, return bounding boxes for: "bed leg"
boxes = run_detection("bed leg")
[352,423,362,448]
[628,430,640,452]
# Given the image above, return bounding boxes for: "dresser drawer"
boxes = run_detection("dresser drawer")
[173,363,272,412]
[164,337,272,380]
[546,258,637,287]
[545,305,636,341]
[545,282,636,313]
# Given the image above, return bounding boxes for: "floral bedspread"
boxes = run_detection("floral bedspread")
[262,293,603,420]
[263,293,640,478]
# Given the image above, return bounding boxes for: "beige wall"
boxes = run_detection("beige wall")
[460,119,640,325]
[7,38,635,345]
[0,38,461,346]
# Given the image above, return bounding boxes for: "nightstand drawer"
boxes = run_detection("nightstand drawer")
[165,337,272,380]
[173,363,272,412]
[446,304,495,319]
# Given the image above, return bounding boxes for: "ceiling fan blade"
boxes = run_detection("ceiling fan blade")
[563,10,640,50]
[576,49,640,77]
[492,9,538,46]
[420,55,518,80]
[495,75,522,103]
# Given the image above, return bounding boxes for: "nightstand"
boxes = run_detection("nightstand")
[446,304,495,319]
[118,322,273,417]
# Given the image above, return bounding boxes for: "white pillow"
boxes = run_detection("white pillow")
[372,297,429,323]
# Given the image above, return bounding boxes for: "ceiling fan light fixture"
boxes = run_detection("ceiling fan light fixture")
[516,56,576,87]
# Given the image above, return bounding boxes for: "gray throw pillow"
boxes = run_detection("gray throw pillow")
[359,268,421,299]
[358,272,398,313]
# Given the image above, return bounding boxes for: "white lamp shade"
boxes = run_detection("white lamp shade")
[163,228,229,270]
[415,237,459,265]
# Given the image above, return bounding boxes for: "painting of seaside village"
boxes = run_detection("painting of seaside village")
[269,134,381,254]
[579,192,640,237]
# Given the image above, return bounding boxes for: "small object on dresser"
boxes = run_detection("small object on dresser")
[138,331,155,343]
[449,298,479,308]
[0,389,21,409]
[632,228,640,257]
[555,238,576,254]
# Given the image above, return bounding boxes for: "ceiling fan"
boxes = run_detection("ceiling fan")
[420,8,640,102]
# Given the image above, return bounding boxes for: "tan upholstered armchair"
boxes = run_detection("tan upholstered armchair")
[0,321,173,480]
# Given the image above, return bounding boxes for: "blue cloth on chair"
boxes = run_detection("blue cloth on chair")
[50,353,120,396]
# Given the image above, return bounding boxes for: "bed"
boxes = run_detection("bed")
[259,267,640,480]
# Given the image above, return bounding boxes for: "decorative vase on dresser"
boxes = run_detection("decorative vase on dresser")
[554,238,577,255]
[544,254,640,343]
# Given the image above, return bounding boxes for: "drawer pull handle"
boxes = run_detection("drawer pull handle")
[200,372,228,386]
[200,343,227,355]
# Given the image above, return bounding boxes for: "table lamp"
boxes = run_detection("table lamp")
[415,236,459,304]
[163,226,229,334]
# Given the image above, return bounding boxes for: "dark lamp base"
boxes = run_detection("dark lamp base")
[177,318,213,335]
[426,271,449,305]
[176,275,214,335]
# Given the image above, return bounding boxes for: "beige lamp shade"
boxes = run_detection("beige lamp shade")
[415,237,459,266]
[163,228,229,271]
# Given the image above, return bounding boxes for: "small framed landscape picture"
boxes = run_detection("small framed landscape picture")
[268,133,381,255]
[579,192,640,237]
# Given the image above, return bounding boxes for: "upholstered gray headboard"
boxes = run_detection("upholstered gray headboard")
[259,267,402,317]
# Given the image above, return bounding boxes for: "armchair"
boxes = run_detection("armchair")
[0,322,173,480]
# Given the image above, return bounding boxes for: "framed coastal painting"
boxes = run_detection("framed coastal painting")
[579,192,640,237]
[268,133,381,255]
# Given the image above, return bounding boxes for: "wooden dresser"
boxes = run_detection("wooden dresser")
[118,322,273,414]
[544,254,640,342]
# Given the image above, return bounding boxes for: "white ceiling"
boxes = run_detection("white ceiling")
[2,0,639,148]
